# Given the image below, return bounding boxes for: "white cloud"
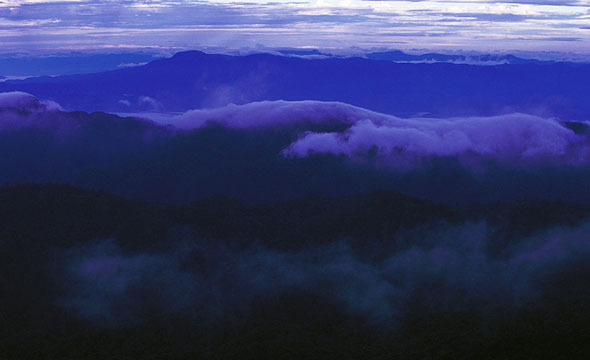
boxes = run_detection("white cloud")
[0,0,588,53]
[161,100,389,129]
[0,91,39,108]
[283,112,589,166]
[144,100,590,167]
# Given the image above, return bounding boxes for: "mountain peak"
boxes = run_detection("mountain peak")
[171,50,208,58]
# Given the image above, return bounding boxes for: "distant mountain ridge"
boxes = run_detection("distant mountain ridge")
[365,50,557,65]
[0,50,589,121]
[0,52,163,76]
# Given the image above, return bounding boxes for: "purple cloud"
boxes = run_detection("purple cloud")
[149,100,590,167]
[0,91,64,130]
[0,91,61,111]
[158,100,389,129]
[281,112,589,167]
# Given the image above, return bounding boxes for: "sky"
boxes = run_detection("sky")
[0,0,589,54]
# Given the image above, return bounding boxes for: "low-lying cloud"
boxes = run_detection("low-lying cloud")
[152,100,590,167]
[159,100,388,129]
[58,221,590,327]
[283,113,590,167]
[0,91,61,112]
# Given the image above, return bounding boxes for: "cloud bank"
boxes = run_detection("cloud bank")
[283,113,590,167]
[1,0,589,52]
[158,100,590,167]
[58,221,590,328]
[0,91,61,111]
[159,100,388,129]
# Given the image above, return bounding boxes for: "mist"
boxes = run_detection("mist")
[57,221,590,329]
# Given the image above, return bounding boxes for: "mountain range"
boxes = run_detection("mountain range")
[1,50,589,121]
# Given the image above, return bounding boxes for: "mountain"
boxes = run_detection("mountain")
[3,183,587,250]
[3,92,590,205]
[0,52,163,77]
[365,50,557,65]
[277,49,327,56]
[2,183,590,359]
[367,50,464,62]
[1,50,589,121]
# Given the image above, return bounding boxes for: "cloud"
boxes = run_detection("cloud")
[153,100,590,167]
[138,95,162,111]
[0,90,62,111]
[116,62,148,68]
[1,0,589,53]
[57,221,590,327]
[0,91,43,109]
[365,0,588,5]
[0,91,156,133]
[162,100,389,129]
[59,239,200,325]
[0,91,63,130]
[282,112,590,167]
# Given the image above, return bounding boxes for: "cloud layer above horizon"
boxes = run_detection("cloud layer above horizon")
[0,0,589,53]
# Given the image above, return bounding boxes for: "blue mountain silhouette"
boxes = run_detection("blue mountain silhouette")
[1,50,588,120]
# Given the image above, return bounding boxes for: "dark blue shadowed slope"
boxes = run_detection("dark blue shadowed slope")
[0,52,162,77]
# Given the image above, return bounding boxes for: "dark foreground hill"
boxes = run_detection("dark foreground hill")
[2,183,590,359]
[2,183,589,251]
[1,50,589,120]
